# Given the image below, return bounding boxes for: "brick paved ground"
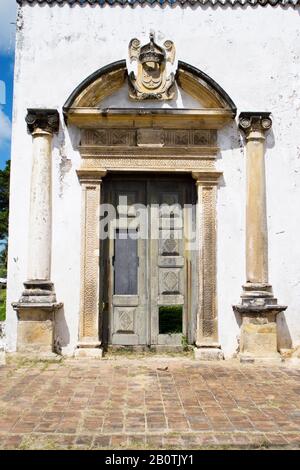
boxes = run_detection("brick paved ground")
[0,356,300,449]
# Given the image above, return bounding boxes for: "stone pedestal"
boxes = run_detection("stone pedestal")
[13,109,62,355]
[15,304,62,356]
[233,299,286,362]
[194,346,224,361]
[234,112,287,362]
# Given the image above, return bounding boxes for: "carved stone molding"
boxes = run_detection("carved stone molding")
[25,109,59,134]
[239,112,272,138]
[80,157,215,172]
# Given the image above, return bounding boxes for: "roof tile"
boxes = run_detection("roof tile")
[16,0,300,7]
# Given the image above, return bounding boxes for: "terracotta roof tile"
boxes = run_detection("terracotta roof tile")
[16,0,300,7]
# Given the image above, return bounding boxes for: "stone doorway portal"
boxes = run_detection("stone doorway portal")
[101,174,196,349]
[61,57,237,359]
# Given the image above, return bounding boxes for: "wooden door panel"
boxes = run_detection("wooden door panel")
[107,181,148,345]
[149,182,190,345]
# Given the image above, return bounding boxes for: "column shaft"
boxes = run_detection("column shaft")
[246,130,268,284]
[27,129,52,281]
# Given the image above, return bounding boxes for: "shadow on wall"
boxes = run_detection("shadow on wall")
[217,120,241,155]
[217,116,276,159]
[57,124,81,153]
[216,120,242,190]
[54,306,70,354]
[277,312,293,350]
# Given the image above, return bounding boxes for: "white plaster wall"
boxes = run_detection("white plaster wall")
[6,4,300,357]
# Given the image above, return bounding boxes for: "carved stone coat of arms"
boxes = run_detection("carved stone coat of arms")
[128,33,176,101]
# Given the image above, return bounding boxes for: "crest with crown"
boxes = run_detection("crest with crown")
[128,33,176,101]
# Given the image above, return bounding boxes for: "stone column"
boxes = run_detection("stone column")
[192,171,224,360]
[75,169,107,358]
[13,109,62,356]
[233,112,287,362]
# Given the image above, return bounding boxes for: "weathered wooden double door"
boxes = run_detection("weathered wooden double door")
[101,174,196,347]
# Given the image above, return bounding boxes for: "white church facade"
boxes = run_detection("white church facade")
[5,0,300,361]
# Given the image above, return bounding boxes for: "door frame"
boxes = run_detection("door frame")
[76,119,223,354]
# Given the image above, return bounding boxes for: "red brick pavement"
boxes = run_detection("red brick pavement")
[0,356,300,449]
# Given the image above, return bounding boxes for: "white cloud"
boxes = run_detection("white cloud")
[0,0,17,55]
[0,106,12,146]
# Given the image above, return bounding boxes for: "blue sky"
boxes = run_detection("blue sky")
[0,1,17,170]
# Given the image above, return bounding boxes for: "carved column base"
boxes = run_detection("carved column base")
[12,281,62,355]
[74,339,103,358]
[19,280,57,304]
[194,344,224,361]
[233,283,287,362]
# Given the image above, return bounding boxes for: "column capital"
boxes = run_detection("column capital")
[25,109,59,134]
[76,168,107,184]
[238,112,272,138]
[192,170,222,186]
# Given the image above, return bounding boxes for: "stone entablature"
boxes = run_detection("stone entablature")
[79,128,219,170]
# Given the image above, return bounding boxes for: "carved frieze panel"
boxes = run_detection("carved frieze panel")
[84,129,136,146]
[81,129,216,149]
[164,129,214,146]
